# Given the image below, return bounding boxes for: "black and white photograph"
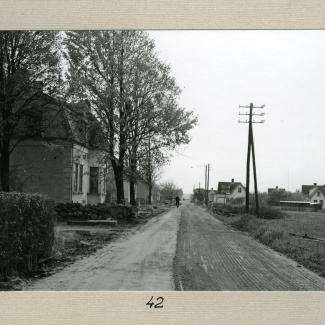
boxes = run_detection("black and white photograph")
[1,29,325,293]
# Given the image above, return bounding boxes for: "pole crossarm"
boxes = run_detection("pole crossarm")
[239,120,265,123]
[239,104,265,109]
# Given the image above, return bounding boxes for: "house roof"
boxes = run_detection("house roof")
[301,185,316,195]
[268,187,285,194]
[309,186,325,198]
[43,101,107,150]
[217,181,245,194]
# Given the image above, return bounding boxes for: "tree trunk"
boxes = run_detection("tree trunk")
[0,141,10,192]
[148,183,152,204]
[130,180,136,206]
[112,163,125,204]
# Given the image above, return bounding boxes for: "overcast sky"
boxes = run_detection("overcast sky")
[147,30,325,194]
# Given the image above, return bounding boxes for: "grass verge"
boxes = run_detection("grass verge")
[212,210,325,278]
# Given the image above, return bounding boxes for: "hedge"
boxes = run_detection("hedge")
[0,192,56,277]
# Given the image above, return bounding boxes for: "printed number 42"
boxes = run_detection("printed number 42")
[146,296,164,308]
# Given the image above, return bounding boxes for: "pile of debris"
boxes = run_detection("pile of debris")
[54,202,138,222]
[210,206,238,217]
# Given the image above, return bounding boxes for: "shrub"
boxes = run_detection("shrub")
[249,204,286,219]
[230,214,263,232]
[223,204,244,214]
[229,197,245,205]
[0,192,55,277]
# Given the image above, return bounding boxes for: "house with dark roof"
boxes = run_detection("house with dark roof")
[215,179,246,204]
[10,101,130,204]
[302,183,325,209]
[268,186,285,194]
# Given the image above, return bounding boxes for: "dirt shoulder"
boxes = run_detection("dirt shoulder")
[173,204,325,290]
[23,206,180,291]
[0,207,169,291]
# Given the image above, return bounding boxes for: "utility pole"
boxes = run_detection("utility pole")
[239,103,265,217]
[205,165,207,205]
[199,181,201,200]
[207,164,210,204]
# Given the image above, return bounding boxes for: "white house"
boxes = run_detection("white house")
[302,183,325,209]
[216,179,246,204]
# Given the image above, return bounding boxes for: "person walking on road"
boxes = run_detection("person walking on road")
[175,195,180,208]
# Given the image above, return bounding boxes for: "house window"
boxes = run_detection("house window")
[74,163,84,193]
[89,167,99,193]
[79,165,83,192]
[320,200,324,205]
[238,187,242,193]
[74,163,78,192]
[102,168,107,193]
[318,191,320,196]
[314,200,318,203]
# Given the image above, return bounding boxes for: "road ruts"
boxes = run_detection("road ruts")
[173,204,325,291]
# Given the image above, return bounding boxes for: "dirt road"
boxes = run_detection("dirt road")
[24,208,180,291]
[24,203,325,291]
[174,204,325,290]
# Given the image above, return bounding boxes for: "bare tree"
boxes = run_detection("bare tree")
[65,31,197,204]
[160,180,183,203]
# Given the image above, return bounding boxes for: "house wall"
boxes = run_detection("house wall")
[310,191,325,209]
[216,185,246,204]
[152,186,160,203]
[136,181,149,203]
[123,180,130,203]
[10,139,116,205]
[135,182,160,204]
[86,149,110,205]
[10,139,72,203]
[72,144,89,204]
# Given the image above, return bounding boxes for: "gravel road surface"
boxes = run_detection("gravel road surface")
[174,204,325,290]
[24,208,180,291]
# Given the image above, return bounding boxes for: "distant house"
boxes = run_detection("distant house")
[216,179,246,204]
[302,183,325,209]
[10,102,129,205]
[268,186,285,194]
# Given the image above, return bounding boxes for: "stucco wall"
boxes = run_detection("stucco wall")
[216,184,246,204]
[10,139,72,202]
[310,191,325,209]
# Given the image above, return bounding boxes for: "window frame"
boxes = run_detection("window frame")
[89,167,99,193]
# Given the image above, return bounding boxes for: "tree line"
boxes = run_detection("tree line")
[0,31,197,204]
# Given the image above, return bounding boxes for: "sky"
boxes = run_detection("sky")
[147,30,325,194]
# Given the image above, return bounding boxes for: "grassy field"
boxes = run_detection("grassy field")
[213,209,325,277]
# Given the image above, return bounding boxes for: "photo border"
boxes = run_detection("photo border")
[1,1,325,324]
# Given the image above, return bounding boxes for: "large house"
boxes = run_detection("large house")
[302,183,325,209]
[10,102,130,205]
[215,179,246,204]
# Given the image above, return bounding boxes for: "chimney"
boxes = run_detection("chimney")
[314,183,317,186]
[231,178,234,183]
